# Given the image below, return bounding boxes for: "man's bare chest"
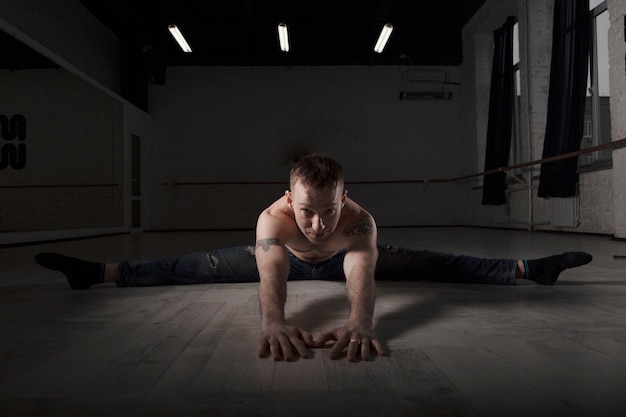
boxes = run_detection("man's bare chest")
[285,237,346,263]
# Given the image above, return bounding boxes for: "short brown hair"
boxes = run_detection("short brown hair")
[289,154,344,191]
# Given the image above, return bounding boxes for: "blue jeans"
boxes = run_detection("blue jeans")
[116,245,517,286]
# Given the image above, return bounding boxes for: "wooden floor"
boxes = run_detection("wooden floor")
[1,227,625,416]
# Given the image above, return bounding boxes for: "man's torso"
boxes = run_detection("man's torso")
[262,195,373,264]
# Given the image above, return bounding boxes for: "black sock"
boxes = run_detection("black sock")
[525,252,592,285]
[34,252,104,290]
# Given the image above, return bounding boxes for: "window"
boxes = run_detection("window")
[510,21,522,172]
[580,0,611,166]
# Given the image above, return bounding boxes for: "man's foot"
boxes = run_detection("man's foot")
[34,253,104,290]
[524,252,593,285]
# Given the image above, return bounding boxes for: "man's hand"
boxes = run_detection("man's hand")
[257,323,315,361]
[315,323,386,362]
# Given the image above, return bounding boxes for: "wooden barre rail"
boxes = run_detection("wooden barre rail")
[162,137,626,187]
[0,183,120,190]
[4,139,622,190]
[448,136,626,183]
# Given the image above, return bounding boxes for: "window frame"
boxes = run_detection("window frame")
[580,0,612,168]
[510,20,522,175]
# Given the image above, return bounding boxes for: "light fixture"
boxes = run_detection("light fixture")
[168,24,193,53]
[374,23,393,53]
[278,22,289,52]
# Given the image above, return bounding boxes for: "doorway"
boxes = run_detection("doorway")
[131,134,141,230]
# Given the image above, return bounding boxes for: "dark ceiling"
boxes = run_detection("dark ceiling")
[0,1,486,109]
[78,0,487,67]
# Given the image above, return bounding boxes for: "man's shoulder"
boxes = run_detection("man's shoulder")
[257,196,297,238]
[261,195,292,220]
[338,198,377,240]
[342,198,376,224]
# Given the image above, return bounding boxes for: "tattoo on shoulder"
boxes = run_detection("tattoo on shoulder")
[343,221,374,238]
[256,238,283,252]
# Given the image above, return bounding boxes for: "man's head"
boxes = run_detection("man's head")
[289,154,344,193]
[287,155,347,244]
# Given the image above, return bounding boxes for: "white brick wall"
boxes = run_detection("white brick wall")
[522,0,554,164]
[608,0,626,238]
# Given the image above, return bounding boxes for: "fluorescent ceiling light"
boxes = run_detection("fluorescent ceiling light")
[374,23,393,53]
[278,23,289,52]
[168,24,193,53]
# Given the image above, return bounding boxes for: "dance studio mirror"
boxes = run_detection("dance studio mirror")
[0,29,124,235]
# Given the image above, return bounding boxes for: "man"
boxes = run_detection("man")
[35,154,593,362]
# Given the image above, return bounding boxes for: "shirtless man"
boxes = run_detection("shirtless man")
[35,154,593,362]
[255,156,383,361]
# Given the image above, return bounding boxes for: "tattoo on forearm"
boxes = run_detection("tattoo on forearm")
[343,221,374,237]
[256,238,282,252]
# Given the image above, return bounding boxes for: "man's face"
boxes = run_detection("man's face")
[287,180,346,244]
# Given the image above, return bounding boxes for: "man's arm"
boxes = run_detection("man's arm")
[255,213,314,361]
[256,237,289,327]
[316,218,386,361]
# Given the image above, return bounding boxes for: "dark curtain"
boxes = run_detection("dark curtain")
[538,0,590,197]
[482,17,516,205]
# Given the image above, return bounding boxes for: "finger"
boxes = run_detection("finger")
[300,330,315,347]
[269,339,284,361]
[330,335,351,360]
[315,331,338,348]
[371,338,387,357]
[257,340,270,358]
[289,335,312,359]
[360,338,371,361]
[277,336,295,361]
[346,338,360,362]
[268,339,281,361]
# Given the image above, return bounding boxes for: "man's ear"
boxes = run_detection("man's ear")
[341,189,347,207]
[285,190,293,207]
